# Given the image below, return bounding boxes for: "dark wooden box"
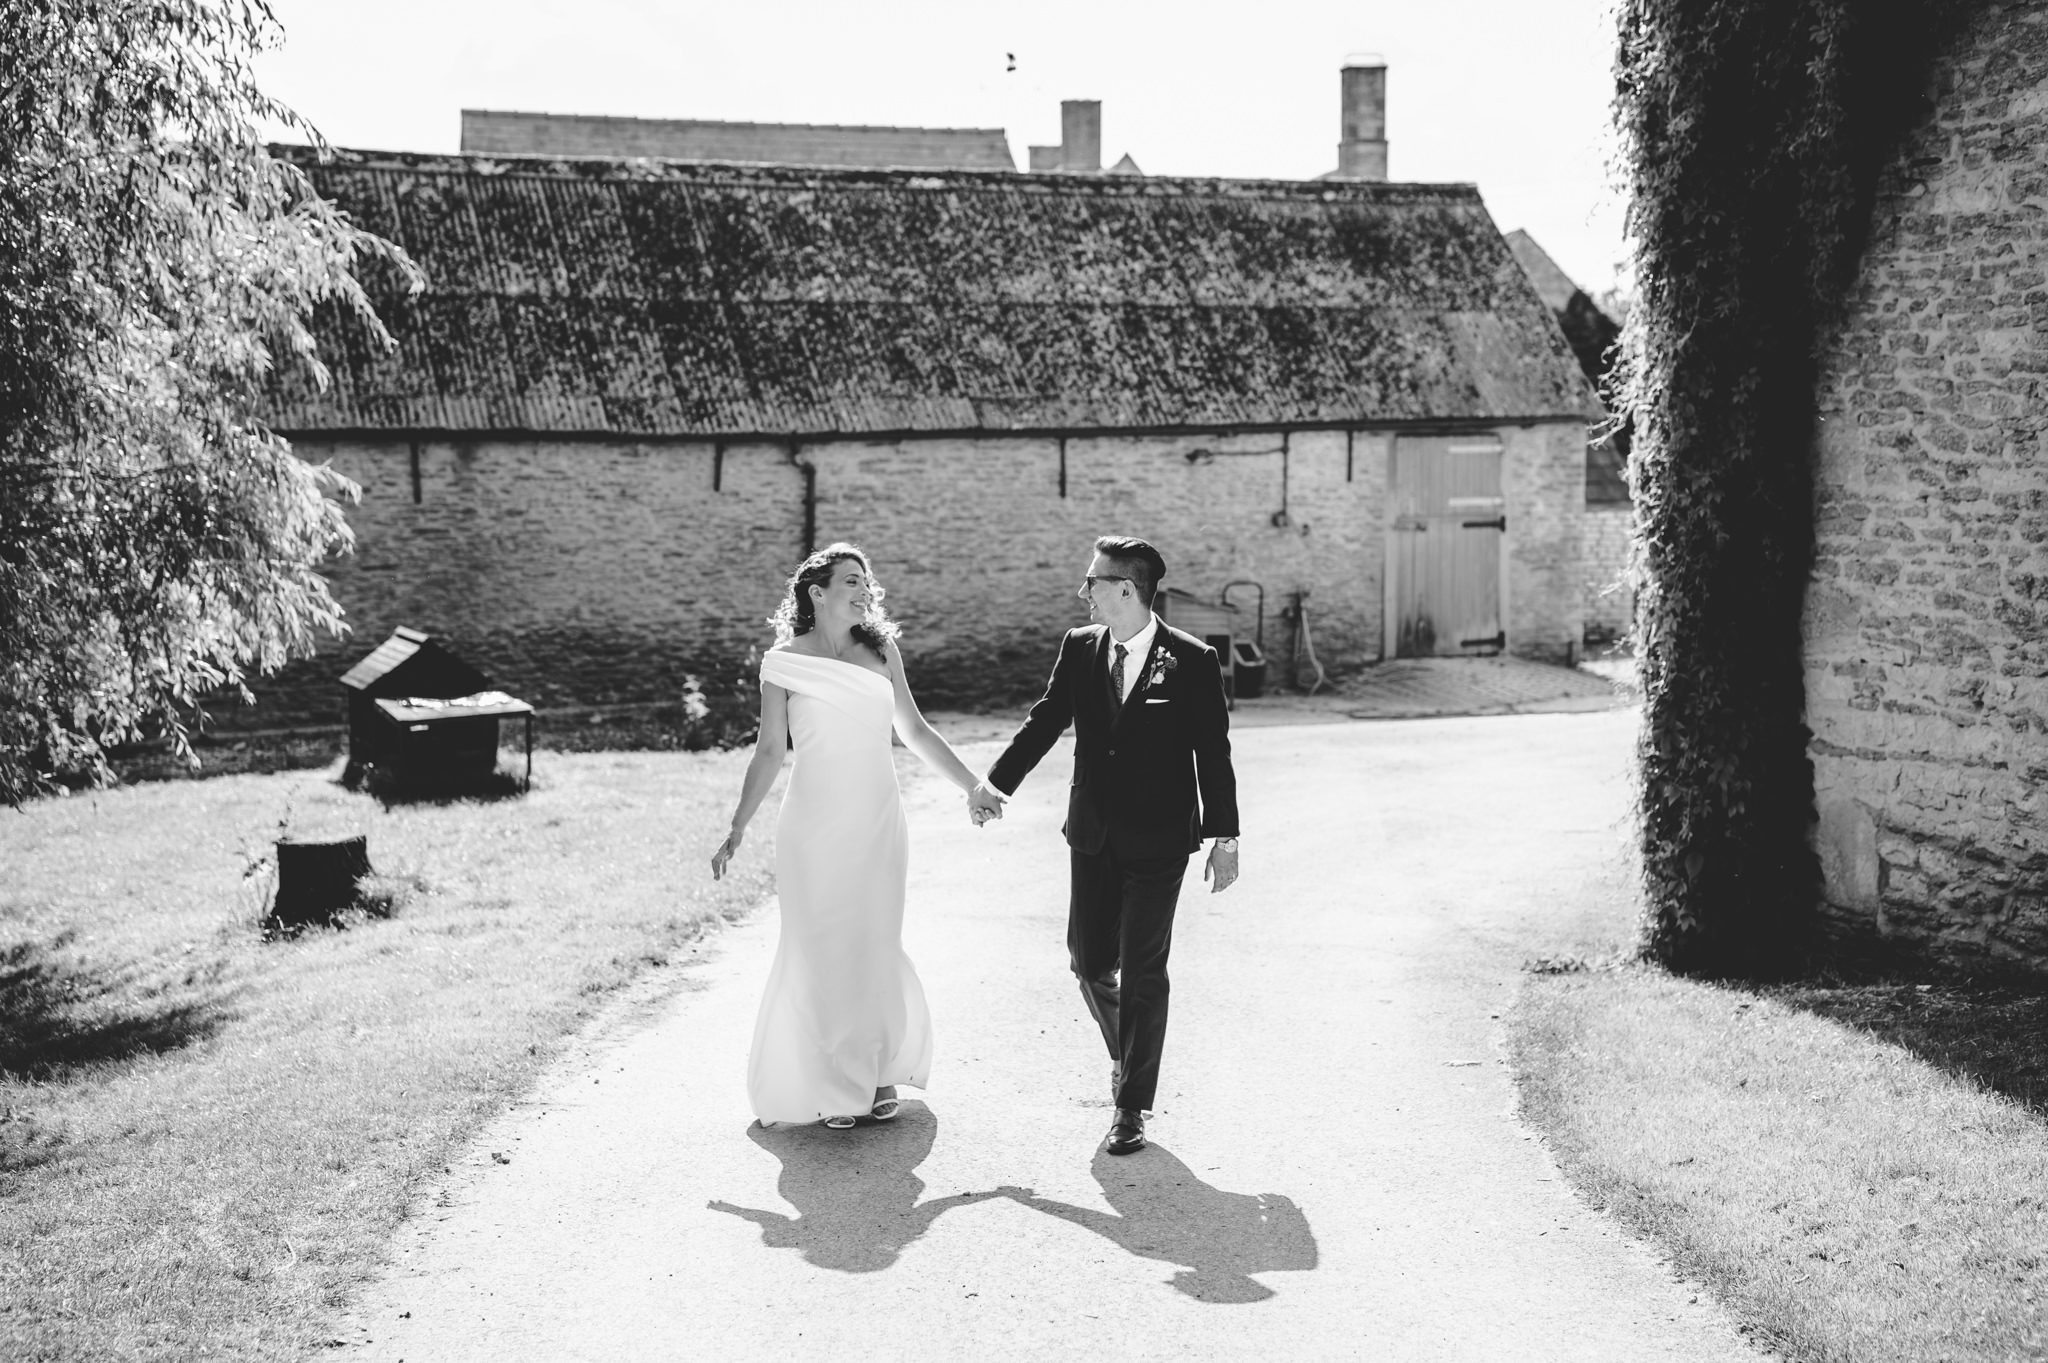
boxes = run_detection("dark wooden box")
[340,628,532,787]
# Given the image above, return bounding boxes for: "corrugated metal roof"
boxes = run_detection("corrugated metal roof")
[268,147,1602,437]
[460,109,1018,171]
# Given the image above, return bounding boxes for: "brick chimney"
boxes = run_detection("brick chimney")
[1336,59,1388,181]
[1060,100,1101,173]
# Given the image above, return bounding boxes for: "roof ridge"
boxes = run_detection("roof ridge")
[460,108,1011,137]
[270,142,1484,200]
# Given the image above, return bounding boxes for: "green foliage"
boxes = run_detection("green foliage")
[1612,0,1981,975]
[0,0,416,803]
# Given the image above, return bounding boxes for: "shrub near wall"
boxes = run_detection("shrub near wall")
[1614,0,1981,975]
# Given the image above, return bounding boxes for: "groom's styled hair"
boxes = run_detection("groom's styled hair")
[1093,535,1165,605]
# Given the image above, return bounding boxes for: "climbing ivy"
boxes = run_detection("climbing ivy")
[1612,0,1982,975]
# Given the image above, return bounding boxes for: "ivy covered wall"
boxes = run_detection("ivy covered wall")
[1614,0,1983,975]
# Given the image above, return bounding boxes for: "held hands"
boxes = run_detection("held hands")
[1203,838,1239,893]
[967,780,1007,828]
[710,826,744,880]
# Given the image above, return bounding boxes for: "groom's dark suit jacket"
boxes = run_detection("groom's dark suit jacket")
[989,620,1239,860]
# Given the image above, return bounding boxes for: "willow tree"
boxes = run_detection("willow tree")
[1613,0,1979,975]
[0,0,414,803]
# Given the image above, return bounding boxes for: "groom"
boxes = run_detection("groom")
[971,535,1240,1156]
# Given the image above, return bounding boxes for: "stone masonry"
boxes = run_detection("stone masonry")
[1803,1,2048,973]
[1582,505,1634,647]
[1502,423,1590,662]
[245,423,1586,730]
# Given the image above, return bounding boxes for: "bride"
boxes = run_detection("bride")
[710,543,1000,1129]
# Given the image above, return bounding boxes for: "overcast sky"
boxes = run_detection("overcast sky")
[255,0,1628,294]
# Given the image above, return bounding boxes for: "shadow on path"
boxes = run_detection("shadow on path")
[709,1103,1001,1272]
[1003,1144,1319,1303]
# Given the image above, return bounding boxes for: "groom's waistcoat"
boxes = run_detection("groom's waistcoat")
[988,621,1240,859]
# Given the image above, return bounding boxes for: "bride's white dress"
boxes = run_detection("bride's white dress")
[748,649,932,1123]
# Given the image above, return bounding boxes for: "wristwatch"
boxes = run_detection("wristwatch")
[1214,837,1238,851]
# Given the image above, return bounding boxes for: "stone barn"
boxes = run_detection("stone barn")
[1505,229,1633,649]
[1804,1,2048,972]
[255,146,1599,725]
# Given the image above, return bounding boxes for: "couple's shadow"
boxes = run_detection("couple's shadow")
[709,1104,1317,1302]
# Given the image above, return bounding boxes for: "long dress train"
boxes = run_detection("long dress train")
[747,649,932,1123]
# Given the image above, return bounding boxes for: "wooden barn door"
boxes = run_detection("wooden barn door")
[1387,435,1505,657]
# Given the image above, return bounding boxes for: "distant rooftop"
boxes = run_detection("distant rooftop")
[1504,230,1628,503]
[460,109,1016,171]
[1503,230,1581,315]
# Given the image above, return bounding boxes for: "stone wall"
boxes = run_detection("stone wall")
[1803,0,2048,973]
[1582,505,1635,647]
[1502,422,1589,663]
[814,428,1396,702]
[238,421,1585,730]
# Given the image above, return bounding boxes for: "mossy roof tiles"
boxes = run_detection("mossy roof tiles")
[269,147,1601,437]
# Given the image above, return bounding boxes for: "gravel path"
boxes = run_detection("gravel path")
[340,708,1764,1362]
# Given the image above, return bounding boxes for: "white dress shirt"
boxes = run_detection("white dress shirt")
[1108,614,1160,705]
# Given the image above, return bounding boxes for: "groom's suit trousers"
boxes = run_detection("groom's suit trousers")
[1069,835,1186,1113]
[989,620,1239,1117]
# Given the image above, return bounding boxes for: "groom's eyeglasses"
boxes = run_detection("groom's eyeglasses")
[1081,574,1131,593]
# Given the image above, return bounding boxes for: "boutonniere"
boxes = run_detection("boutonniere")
[1142,647,1178,691]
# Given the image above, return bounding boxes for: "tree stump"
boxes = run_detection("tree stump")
[272,835,371,928]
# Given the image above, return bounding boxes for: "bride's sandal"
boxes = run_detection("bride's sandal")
[821,1115,857,1130]
[870,1087,901,1122]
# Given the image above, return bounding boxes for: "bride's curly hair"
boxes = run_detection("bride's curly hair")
[767,543,900,659]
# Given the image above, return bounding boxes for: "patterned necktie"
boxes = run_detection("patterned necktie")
[1109,643,1128,719]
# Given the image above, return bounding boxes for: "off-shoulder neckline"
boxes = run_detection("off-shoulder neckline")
[765,647,892,685]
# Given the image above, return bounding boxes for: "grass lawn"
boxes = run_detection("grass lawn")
[1512,964,2048,1361]
[0,746,776,1361]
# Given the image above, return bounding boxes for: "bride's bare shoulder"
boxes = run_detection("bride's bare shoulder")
[771,638,819,657]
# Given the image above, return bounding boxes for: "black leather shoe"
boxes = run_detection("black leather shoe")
[1105,1108,1146,1156]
